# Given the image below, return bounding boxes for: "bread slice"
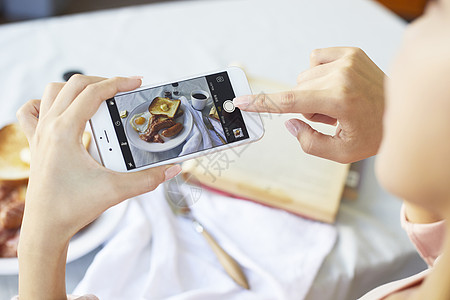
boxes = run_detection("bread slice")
[148,97,181,118]
[82,131,91,149]
[0,123,30,181]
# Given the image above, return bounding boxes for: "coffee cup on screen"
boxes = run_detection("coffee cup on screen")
[191,90,209,110]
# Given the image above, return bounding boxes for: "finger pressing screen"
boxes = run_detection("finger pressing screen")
[233,89,338,116]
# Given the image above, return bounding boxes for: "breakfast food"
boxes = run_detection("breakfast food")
[209,105,220,121]
[0,181,26,257]
[161,123,183,138]
[120,110,128,118]
[129,97,185,144]
[130,111,152,133]
[139,118,176,142]
[148,97,181,118]
[0,123,30,180]
[82,131,91,149]
[173,108,184,119]
[0,201,25,229]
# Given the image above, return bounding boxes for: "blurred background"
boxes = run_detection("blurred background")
[0,0,429,24]
[0,0,169,24]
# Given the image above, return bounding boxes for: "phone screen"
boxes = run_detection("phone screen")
[106,71,250,170]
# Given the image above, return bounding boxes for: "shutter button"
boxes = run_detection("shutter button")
[223,100,235,113]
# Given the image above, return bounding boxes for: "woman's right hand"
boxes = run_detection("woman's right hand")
[234,47,386,164]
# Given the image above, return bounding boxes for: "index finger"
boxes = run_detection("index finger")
[233,89,338,116]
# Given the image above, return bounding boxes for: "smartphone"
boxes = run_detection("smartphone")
[90,67,264,172]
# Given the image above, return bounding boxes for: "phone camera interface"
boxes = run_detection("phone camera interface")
[107,72,249,170]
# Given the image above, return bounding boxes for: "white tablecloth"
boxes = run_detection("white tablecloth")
[74,185,337,300]
[0,0,426,299]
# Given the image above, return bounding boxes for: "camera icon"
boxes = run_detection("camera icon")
[216,76,224,83]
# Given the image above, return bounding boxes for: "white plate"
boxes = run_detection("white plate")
[0,200,128,275]
[125,102,193,152]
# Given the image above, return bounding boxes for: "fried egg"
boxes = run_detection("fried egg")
[130,111,151,133]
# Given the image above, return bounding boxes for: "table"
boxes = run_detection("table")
[0,0,426,299]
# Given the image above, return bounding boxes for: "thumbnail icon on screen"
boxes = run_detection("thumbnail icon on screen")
[233,128,244,138]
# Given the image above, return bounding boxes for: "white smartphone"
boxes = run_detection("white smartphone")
[90,67,264,172]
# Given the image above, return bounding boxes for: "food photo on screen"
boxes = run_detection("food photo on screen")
[107,73,250,170]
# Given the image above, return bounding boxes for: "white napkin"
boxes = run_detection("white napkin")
[208,117,226,144]
[74,185,337,300]
[179,97,212,156]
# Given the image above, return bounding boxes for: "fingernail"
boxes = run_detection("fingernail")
[129,75,144,80]
[233,95,251,108]
[285,119,301,137]
[164,165,182,181]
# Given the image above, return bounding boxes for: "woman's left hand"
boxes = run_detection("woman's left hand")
[16,75,181,300]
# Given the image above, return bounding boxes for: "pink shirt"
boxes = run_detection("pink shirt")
[359,205,446,300]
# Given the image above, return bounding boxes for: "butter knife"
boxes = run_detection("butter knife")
[202,114,226,144]
[164,178,250,289]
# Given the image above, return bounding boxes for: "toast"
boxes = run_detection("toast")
[148,97,181,118]
[0,123,30,181]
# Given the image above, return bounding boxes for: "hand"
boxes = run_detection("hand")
[234,47,386,164]
[18,75,181,240]
[16,75,181,299]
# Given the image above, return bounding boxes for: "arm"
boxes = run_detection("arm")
[234,47,385,164]
[16,76,181,299]
[18,225,69,299]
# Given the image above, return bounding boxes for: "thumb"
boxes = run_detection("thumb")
[285,118,343,162]
[112,164,182,201]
